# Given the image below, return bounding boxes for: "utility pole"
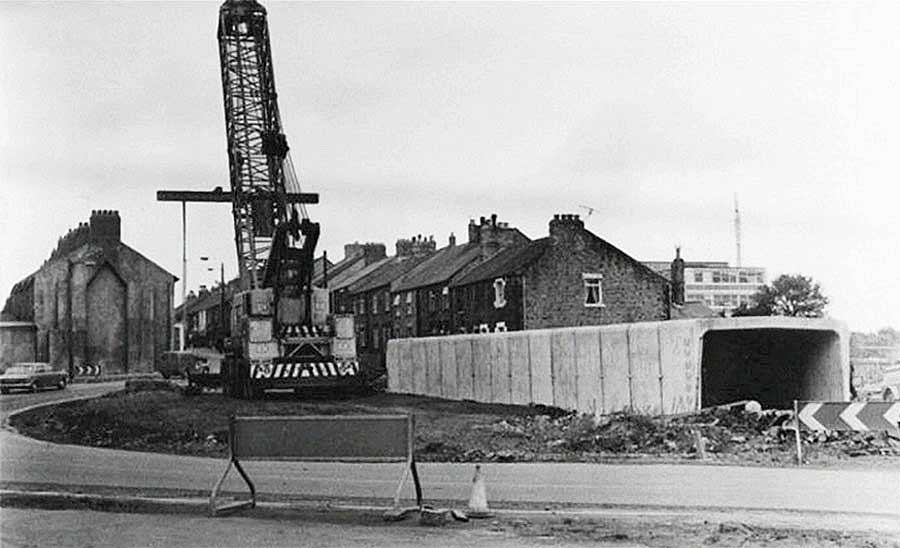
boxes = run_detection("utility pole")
[734,193,742,267]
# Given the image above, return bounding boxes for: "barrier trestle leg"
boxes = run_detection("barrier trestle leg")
[209,456,256,517]
[384,458,423,521]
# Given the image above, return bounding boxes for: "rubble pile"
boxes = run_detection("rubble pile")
[418,401,900,464]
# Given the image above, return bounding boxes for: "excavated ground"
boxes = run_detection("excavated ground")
[9,381,900,467]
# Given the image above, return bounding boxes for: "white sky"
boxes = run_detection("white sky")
[1,1,898,331]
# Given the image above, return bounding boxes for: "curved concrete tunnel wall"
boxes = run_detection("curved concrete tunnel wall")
[385,317,849,416]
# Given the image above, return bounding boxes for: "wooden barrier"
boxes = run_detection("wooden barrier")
[209,414,422,517]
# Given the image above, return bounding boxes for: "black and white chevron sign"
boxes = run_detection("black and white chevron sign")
[75,364,102,377]
[797,401,900,433]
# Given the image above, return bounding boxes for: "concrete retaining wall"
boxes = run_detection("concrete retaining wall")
[386,317,848,416]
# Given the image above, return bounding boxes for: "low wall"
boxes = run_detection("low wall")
[0,322,37,371]
[386,317,848,416]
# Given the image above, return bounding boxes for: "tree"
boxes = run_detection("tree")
[732,274,828,318]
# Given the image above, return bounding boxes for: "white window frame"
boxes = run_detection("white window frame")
[493,278,507,308]
[582,273,604,307]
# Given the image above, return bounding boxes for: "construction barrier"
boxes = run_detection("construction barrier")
[209,414,422,516]
[387,317,849,416]
[793,400,900,464]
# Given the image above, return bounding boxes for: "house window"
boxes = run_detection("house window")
[693,271,703,283]
[373,327,380,349]
[739,271,748,283]
[405,291,413,315]
[583,273,604,307]
[493,278,507,308]
[372,294,379,314]
[384,291,391,312]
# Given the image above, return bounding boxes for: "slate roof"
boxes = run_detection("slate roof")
[347,254,432,294]
[313,253,363,287]
[450,238,551,286]
[328,257,392,291]
[391,243,484,292]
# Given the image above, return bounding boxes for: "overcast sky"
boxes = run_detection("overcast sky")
[1,1,898,331]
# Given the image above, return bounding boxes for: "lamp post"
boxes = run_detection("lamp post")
[200,257,227,351]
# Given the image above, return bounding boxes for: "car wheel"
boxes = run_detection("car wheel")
[57,378,67,390]
[30,382,38,393]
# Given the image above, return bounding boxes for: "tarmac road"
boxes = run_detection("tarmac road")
[2,383,899,519]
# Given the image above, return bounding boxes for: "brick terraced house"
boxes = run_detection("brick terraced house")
[450,214,673,332]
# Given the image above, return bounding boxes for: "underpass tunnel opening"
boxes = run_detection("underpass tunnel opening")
[701,328,843,409]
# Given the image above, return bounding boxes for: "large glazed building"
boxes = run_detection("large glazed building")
[644,260,766,313]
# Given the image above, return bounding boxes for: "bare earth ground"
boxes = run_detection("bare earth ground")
[9,384,900,468]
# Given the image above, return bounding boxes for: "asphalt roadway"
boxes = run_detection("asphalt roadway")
[1,382,899,520]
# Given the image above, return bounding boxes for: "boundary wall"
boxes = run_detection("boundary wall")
[385,317,848,416]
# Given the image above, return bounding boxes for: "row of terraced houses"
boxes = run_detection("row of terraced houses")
[175,212,713,374]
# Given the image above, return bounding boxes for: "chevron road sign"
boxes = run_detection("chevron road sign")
[793,400,900,466]
[74,364,102,377]
[797,401,900,433]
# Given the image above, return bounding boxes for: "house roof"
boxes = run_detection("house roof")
[347,254,432,294]
[450,238,551,286]
[328,257,393,291]
[391,243,483,292]
[313,254,363,287]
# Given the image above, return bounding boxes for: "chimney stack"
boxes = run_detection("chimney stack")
[89,210,121,246]
[548,213,584,243]
[671,246,685,306]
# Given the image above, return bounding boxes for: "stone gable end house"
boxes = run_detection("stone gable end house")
[1,211,176,374]
[450,214,673,332]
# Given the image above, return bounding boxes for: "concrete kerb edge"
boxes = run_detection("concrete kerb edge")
[3,489,899,532]
[1,385,125,436]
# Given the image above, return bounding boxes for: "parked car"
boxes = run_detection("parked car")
[0,363,68,394]
[157,349,222,389]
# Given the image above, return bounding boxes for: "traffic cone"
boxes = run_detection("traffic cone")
[466,465,493,518]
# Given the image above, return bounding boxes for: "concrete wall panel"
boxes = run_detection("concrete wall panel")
[425,341,442,397]
[383,317,849,417]
[399,340,414,393]
[507,333,531,405]
[454,338,474,400]
[658,322,699,414]
[490,337,511,404]
[440,339,458,400]
[600,328,630,413]
[472,337,492,402]
[574,329,602,415]
[628,323,662,414]
[528,331,553,406]
[551,330,577,410]
[411,340,428,395]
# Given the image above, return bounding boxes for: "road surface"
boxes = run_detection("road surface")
[1,507,575,548]
[2,383,899,518]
